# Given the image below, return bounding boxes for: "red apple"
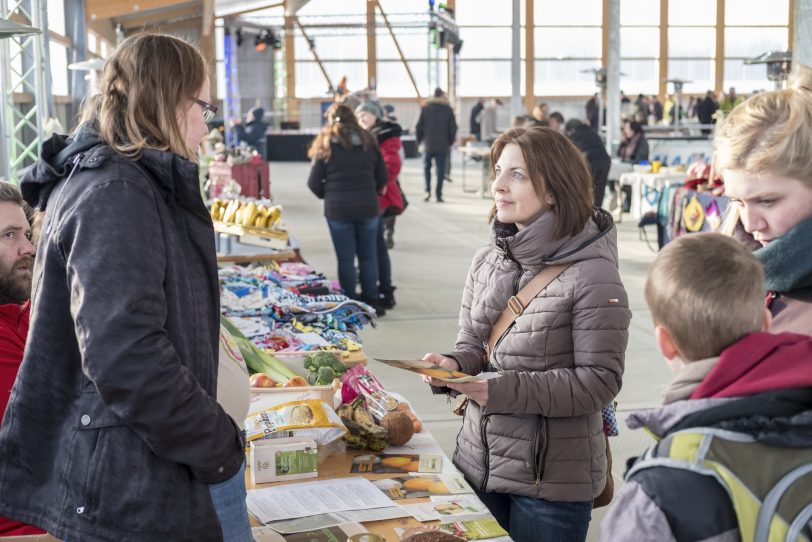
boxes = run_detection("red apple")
[250,372,276,388]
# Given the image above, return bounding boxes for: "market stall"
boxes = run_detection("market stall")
[657,186,729,248]
[618,170,686,221]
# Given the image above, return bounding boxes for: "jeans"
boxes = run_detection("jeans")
[423,151,448,198]
[474,488,592,542]
[326,216,380,300]
[377,216,392,290]
[209,461,254,542]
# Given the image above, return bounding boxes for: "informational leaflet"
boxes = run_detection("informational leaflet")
[350,453,443,474]
[439,518,510,540]
[374,358,485,383]
[246,476,394,524]
[252,523,366,541]
[264,507,410,534]
[371,473,474,501]
[398,495,491,522]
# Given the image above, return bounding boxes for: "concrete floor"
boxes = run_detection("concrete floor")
[261,154,670,540]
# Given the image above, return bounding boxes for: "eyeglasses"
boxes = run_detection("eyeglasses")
[191,97,218,123]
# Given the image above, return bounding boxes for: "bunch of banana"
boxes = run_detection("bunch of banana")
[336,398,389,451]
[209,199,226,222]
[211,199,283,230]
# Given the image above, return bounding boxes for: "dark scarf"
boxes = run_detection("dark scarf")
[756,215,812,293]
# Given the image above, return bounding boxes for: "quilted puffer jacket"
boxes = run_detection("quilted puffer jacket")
[447,208,631,502]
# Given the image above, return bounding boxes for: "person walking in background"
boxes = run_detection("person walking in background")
[716,65,812,335]
[531,102,549,124]
[548,111,564,132]
[566,118,612,208]
[308,104,388,314]
[586,93,600,130]
[423,127,630,542]
[416,87,457,203]
[0,33,251,542]
[720,86,743,115]
[477,98,501,142]
[470,98,484,141]
[356,101,403,309]
[696,90,719,135]
[650,95,664,123]
[231,106,269,158]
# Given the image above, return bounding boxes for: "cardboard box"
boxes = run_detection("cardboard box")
[250,437,318,484]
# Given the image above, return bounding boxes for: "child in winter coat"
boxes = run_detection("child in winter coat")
[600,233,812,542]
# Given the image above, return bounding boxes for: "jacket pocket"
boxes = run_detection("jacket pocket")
[74,395,193,534]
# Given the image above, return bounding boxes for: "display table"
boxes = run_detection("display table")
[246,429,477,540]
[459,145,492,198]
[618,171,686,220]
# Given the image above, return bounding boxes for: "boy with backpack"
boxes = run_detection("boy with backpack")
[600,233,812,541]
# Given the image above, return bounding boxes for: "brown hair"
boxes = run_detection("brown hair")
[714,64,812,185]
[645,233,764,361]
[307,103,376,161]
[488,127,594,239]
[78,33,208,162]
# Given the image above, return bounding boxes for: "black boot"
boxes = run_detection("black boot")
[360,295,387,317]
[378,286,396,309]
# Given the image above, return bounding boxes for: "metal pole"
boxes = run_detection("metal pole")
[793,0,812,67]
[510,0,521,118]
[604,0,620,156]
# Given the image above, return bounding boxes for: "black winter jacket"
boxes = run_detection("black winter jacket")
[307,135,387,221]
[0,125,244,541]
[416,97,457,153]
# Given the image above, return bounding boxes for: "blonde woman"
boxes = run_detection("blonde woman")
[716,65,812,335]
[0,34,251,541]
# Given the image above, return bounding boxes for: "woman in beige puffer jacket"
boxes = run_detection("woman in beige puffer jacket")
[425,128,631,542]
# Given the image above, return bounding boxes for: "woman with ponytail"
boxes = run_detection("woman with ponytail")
[307,104,388,314]
[716,65,812,334]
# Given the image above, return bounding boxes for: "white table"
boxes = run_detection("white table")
[459,145,492,198]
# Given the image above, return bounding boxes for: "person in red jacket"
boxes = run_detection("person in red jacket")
[356,102,404,309]
[0,182,43,537]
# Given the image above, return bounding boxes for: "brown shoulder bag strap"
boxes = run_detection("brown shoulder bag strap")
[485,263,572,364]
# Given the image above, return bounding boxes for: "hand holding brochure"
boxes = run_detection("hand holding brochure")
[374,358,493,383]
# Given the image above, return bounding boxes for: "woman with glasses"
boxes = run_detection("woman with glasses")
[0,33,252,541]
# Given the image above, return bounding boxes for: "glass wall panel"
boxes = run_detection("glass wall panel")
[459,27,512,59]
[536,0,601,25]
[456,0,511,26]
[668,0,715,26]
[377,60,446,97]
[724,60,775,93]
[667,59,715,93]
[620,0,659,26]
[461,60,512,96]
[619,59,659,94]
[534,60,599,95]
[534,27,602,59]
[724,27,788,58]
[49,41,68,95]
[376,32,431,60]
[668,28,715,58]
[620,27,658,57]
[46,0,65,34]
[725,0,789,25]
[294,34,367,61]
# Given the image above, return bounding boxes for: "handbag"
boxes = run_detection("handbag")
[452,263,571,418]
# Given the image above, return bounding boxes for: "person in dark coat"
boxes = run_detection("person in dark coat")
[308,104,388,314]
[566,118,612,208]
[0,33,250,542]
[470,98,484,141]
[696,90,719,135]
[416,87,457,202]
[618,120,649,163]
[232,106,269,158]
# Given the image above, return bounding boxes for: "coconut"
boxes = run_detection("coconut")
[380,411,415,446]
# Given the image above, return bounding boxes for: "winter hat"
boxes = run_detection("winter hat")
[355,101,383,120]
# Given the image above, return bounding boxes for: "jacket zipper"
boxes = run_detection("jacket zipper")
[532,416,545,486]
[480,415,491,491]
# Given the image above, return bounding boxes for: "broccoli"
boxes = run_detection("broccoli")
[303,351,347,385]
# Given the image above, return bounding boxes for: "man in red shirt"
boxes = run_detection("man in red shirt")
[0,181,43,536]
